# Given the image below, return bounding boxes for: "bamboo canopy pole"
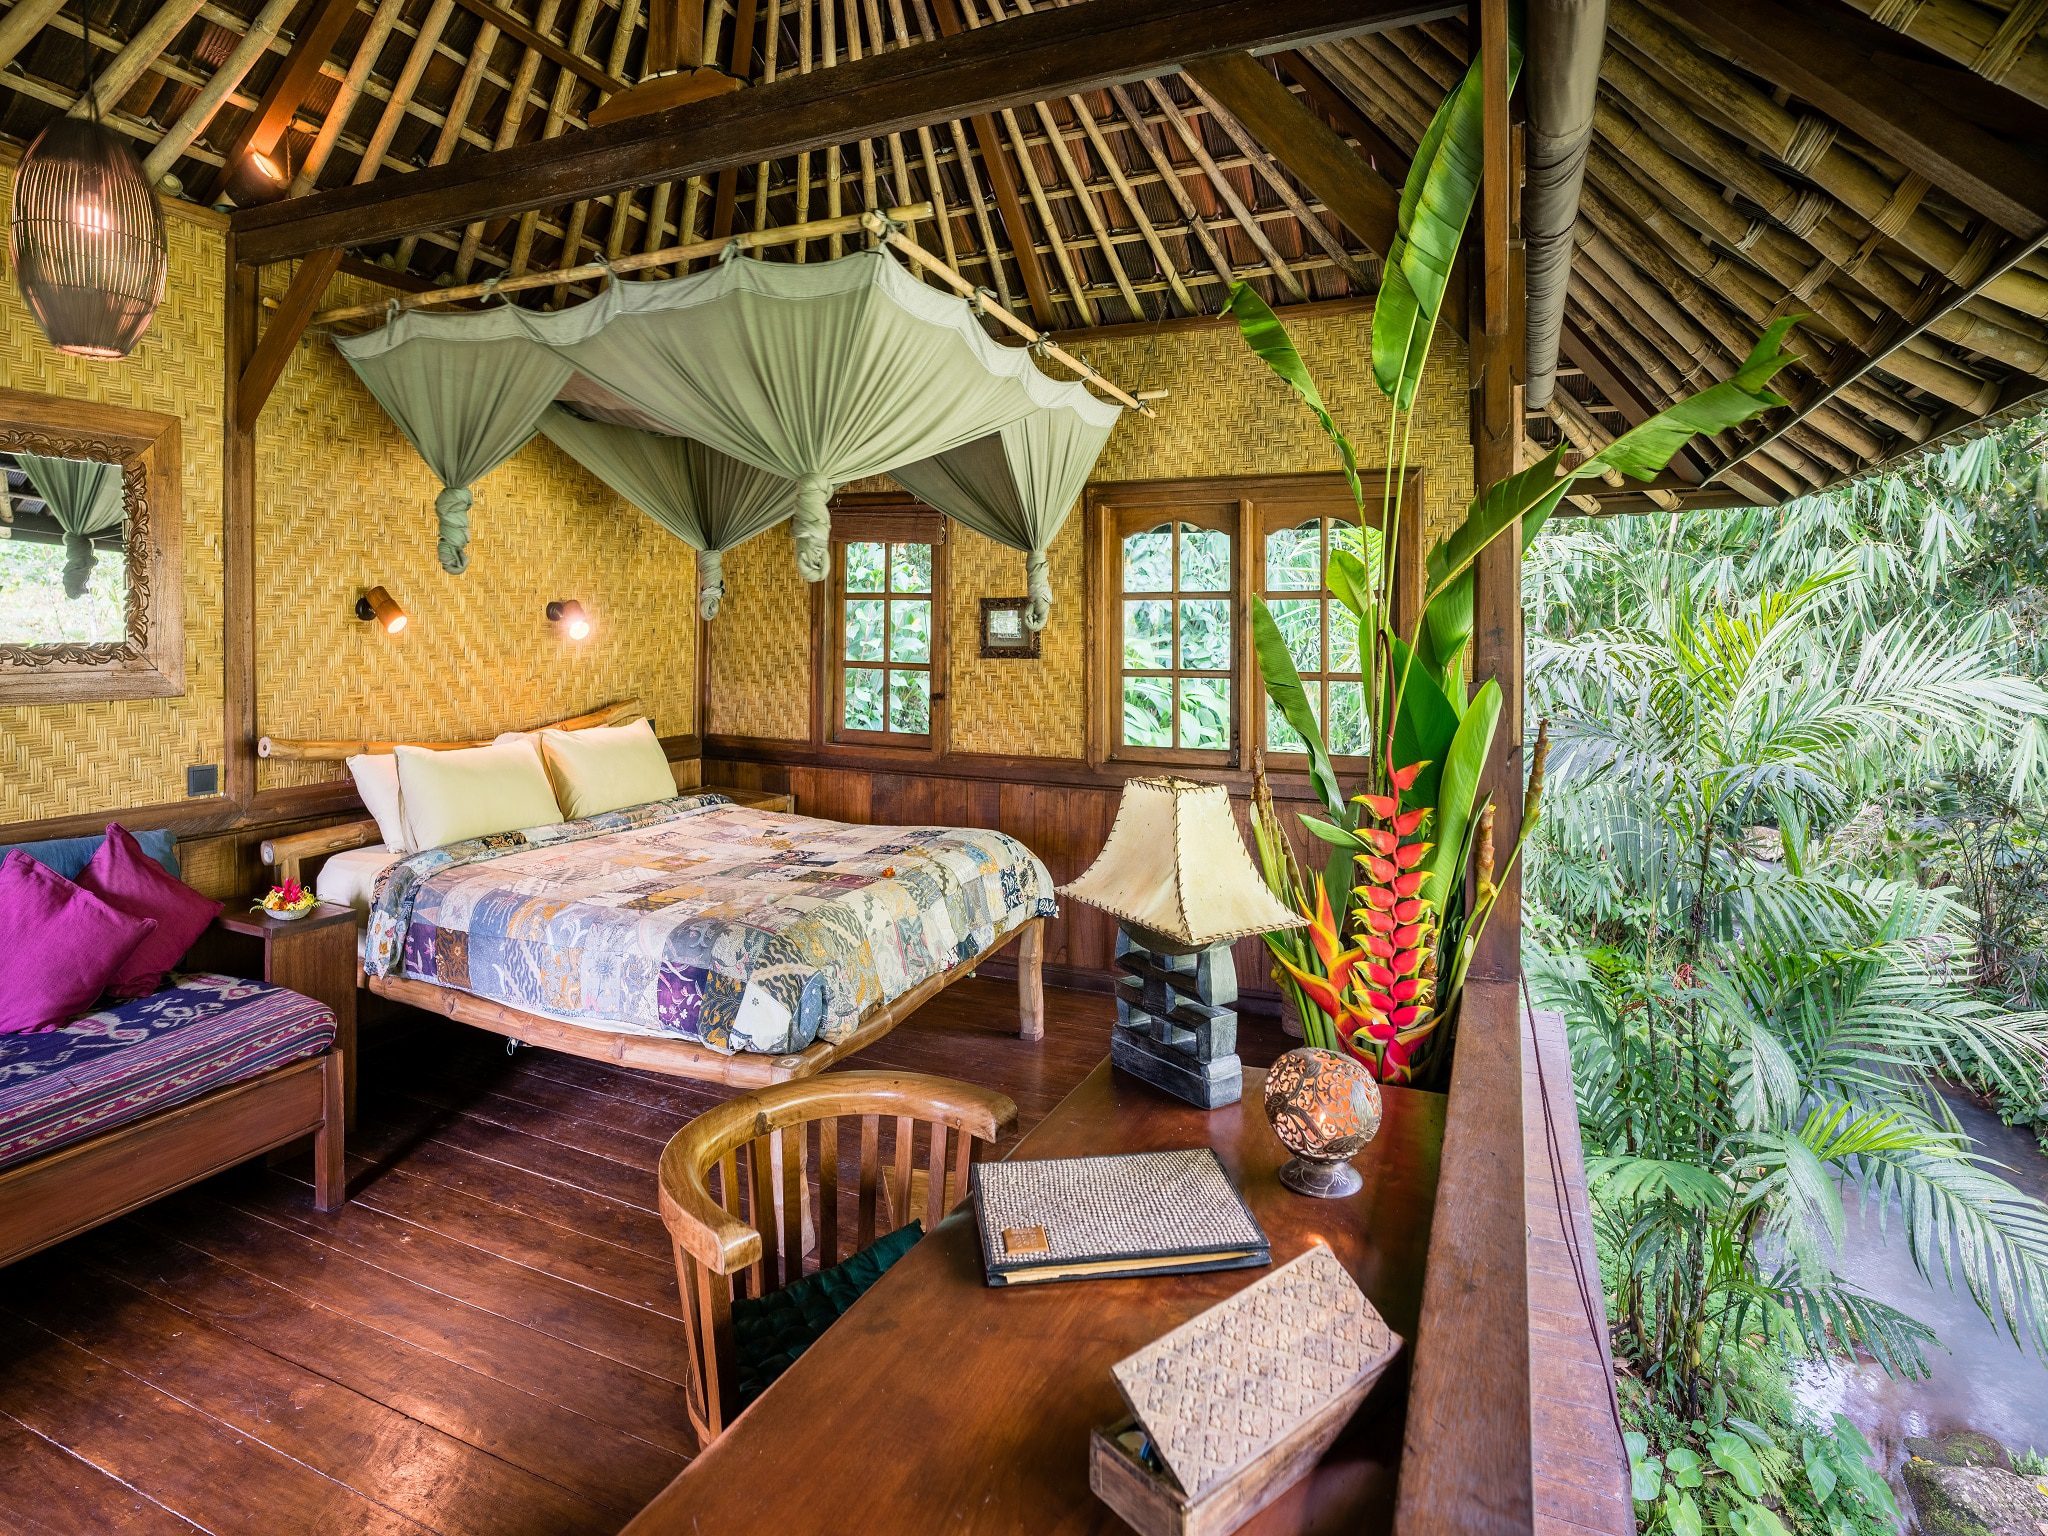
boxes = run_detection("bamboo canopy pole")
[312,203,937,327]
[859,209,1156,415]
[258,698,646,760]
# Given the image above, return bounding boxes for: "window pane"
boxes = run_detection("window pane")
[888,669,932,734]
[1267,697,1307,755]
[1266,521,1321,591]
[844,666,885,731]
[1122,676,1173,747]
[844,599,885,661]
[846,541,886,592]
[888,598,931,663]
[1179,677,1231,750]
[1178,524,1230,591]
[1179,599,1231,671]
[1328,680,1368,755]
[890,542,931,593]
[1328,597,1360,673]
[1267,597,1321,675]
[1123,599,1171,669]
[1122,526,1172,592]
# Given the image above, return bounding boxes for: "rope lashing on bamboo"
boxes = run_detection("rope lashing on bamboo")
[792,472,835,581]
[1780,113,1838,175]
[1781,189,1831,242]
[1868,0,1925,27]
[1791,258,1838,303]
[1976,0,2048,81]
[1734,219,1767,251]
[1872,173,1932,241]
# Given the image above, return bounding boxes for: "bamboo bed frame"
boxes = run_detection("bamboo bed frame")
[258,699,1047,1087]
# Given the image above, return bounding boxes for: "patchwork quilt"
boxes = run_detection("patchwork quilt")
[363,795,1057,1056]
[0,974,337,1172]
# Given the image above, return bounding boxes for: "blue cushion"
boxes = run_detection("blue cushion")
[0,827,180,881]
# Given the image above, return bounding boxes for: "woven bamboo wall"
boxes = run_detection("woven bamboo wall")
[0,177,227,826]
[253,266,698,790]
[708,305,1474,756]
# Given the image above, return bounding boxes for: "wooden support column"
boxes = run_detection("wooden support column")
[223,237,263,810]
[1394,1,1532,1530]
[236,250,344,433]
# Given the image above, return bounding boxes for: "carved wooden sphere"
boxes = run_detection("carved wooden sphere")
[1264,1048,1381,1197]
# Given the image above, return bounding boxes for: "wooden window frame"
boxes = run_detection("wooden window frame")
[813,496,948,762]
[1085,472,1423,772]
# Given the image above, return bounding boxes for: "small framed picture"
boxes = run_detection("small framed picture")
[979,597,1041,659]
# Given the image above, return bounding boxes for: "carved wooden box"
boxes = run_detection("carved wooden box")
[1087,1243,1402,1536]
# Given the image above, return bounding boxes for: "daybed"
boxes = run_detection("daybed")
[264,784,1054,1089]
[0,972,345,1266]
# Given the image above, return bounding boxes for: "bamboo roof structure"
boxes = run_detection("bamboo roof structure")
[1,0,2043,508]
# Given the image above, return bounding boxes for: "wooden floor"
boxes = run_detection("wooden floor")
[0,980,1296,1535]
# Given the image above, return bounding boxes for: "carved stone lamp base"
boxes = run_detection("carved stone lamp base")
[1109,928,1242,1110]
[1276,1156,1364,1199]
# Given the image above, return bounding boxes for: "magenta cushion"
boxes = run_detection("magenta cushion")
[75,824,224,999]
[0,851,158,1035]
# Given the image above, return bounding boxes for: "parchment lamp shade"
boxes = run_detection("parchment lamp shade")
[1061,777,1305,1109]
[1060,776,1305,953]
[8,116,168,360]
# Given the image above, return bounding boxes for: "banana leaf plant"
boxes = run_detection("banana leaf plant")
[1236,17,1798,1085]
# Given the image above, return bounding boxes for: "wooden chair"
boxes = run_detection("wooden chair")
[656,1071,1018,1444]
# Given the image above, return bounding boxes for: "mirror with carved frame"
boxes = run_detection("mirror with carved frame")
[0,387,182,703]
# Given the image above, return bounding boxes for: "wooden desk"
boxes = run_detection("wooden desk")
[625,1060,1444,1536]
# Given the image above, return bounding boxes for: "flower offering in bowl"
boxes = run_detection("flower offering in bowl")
[254,877,318,919]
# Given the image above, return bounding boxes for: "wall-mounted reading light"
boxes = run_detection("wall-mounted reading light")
[355,585,408,635]
[547,599,591,640]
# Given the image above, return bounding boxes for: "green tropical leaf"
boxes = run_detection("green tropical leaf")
[1665,1448,1703,1490]
[1588,317,1799,482]
[1251,596,1343,817]
[1425,444,1578,612]
[1326,546,1376,625]
[1373,19,1523,410]
[1387,631,1460,810]
[1299,815,1366,849]
[1710,1433,1767,1499]
[1664,1490,1703,1536]
[1224,285,1361,506]
[1421,677,1500,910]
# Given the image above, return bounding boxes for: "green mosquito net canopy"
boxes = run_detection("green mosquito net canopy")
[334,247,1121,621]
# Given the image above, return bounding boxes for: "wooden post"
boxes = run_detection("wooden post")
[223,236,262,812]
[1394,2,1534,1531]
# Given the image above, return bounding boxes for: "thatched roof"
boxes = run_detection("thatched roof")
[2,0,2043,506]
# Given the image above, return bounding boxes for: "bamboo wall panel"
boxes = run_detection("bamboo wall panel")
[0,177,226,826]
[254,267,698,790]
[710,306,1474,759]
[706,521,812,740]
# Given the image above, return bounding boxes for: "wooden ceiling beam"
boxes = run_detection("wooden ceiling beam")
[201,0,358,203]
[231,0,1455,265]
[237,249,344,430]
[1677,0,2048,243]
[928,0,1059,325]
[1274,47,1408,180]
[448,0,624,92]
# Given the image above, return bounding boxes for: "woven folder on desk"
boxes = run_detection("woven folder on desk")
[971,1147,1270,1285]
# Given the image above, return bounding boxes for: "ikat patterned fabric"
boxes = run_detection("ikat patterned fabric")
[362,793,1057,1055]
[0,973,337,1171]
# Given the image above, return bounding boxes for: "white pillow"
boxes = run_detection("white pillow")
[538,718,678,819]
[394,737,564,850]
[346,753,415,853]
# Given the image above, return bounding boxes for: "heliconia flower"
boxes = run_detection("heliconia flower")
[1391,975,1421,1003]
[1392,870,1427,897]
[1391,922,1423,950]
[1394,897,1427,923]
[1362,828,1397,855]
[1391,1003,1428,1029]
[1396,840,1432,870]
[1389,760,1428,793]
[1393,806,1430,838]
[1354,792,1398,820]
[1362,855,1396,882]
[1364,961,1395,989]
[1360,908,1395,934]
[1363,936,1395,959]
[1358,884,1395,911]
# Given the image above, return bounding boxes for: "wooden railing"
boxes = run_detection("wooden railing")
[1394,979,1632,1535]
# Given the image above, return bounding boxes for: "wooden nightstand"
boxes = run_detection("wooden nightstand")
[705,784,797,813]
[188,903,360,1127]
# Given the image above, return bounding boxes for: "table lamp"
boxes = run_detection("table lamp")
[1061,776,1307,1108]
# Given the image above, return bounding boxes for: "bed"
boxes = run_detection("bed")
[267,771,1055,1088]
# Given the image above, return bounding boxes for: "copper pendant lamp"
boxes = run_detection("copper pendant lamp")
[8,14,168,360]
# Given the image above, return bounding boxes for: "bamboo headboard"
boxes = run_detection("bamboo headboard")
[257,697,646,761]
